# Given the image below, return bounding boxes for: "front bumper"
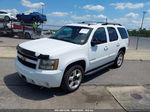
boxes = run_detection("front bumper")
[15,58,63,88]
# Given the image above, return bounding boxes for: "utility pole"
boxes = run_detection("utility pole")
[41,4,45,33]
[140,11,147,30]
[41,4,44,14]
[136,11,147,50]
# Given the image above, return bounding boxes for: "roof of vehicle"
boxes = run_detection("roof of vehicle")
[0,11,7,13]
[67,21,125,29]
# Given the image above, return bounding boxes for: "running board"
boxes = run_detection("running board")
[85,62,114,76]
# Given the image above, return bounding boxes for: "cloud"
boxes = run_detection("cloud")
[111,2,144,10]
[145,2,150,5]
[147,10,150,13]
[130,18,150,29]
[24,9,37,14]
[71,15,90,20]
[108,17,136,29]
[21,0,44,8]
[48,12,69,17]
[125,12,139,18]
[108,17,150,29]
[46,19,73,26]
[71,14,107,21]
[94,14,107,19]
[83,5,104,11]
[109,18,129,24]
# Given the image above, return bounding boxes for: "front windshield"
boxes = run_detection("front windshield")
[50,26,92,45]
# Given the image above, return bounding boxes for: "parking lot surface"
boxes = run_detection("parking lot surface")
[0,36,150,111]
[0,58,150,111]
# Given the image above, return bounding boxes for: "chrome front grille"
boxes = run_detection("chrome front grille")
[17,46,38,69]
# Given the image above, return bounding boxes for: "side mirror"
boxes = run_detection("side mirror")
[91,40,100,46]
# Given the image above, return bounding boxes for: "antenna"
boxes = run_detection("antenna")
[106,17,108,23]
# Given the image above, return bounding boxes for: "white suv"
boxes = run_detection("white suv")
[15,22,129,92]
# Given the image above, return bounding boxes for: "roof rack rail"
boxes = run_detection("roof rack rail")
[78,21,98,26]
[78,21,122,26]
[79,21,97,24]
[101,22,122,26]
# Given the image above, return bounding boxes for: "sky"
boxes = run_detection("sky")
[0,0,150,29]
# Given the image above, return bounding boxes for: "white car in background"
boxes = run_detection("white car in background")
[0,11,16,21]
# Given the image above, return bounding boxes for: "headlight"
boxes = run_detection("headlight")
[39,59,59,70]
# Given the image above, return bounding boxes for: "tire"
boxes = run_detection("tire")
[114,51,124,68]
[4,16,10,22]
[61,65,84,92]
[24,33,31,39]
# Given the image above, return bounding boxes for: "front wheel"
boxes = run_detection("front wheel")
[61,65,84,92]
[4,16,10,21]
[24,33,31,39]
[114,51,124,68]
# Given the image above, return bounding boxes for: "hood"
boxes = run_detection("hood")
[19,38,80,57]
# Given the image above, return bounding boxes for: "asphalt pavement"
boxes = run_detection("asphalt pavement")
[0,36,150,111]
[0,58,150,111]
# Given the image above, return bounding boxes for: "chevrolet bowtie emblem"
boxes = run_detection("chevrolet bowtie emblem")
[21,57,26,61]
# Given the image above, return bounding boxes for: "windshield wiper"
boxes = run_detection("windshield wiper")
[59,38,72,43]
[49,37,70,42]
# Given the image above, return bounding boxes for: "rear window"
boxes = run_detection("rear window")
[118,28,128,39]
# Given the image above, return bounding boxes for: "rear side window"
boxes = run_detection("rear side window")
[93,27,107,44]
[118,28,128,39]
[107,27,118,42]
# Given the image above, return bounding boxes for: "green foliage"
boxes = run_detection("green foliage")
[128,30,150,37]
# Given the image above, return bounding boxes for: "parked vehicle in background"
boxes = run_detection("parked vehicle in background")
[0,11,16,21]
[15,22,129,92]
[0,21,42,39]
[16,12,47,23]
[12,22,42,39]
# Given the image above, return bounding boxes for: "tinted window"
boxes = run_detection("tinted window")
[118,28,128,39]
[92,28,107,44]
[107,27,118,42]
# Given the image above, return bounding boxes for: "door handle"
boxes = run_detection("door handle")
[104,46,108,51]
[116,43,120,47]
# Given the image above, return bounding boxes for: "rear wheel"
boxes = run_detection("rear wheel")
[61,65,84,92]
[114,51,124,68]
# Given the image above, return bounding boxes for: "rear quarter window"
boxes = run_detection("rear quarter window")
[118,28,128,39]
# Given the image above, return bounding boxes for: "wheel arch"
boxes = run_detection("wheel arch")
[119,47,126,54]
[64,60,86,74]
